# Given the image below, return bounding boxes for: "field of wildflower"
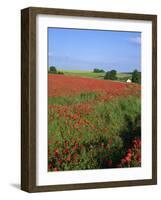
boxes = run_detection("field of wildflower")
[48,74,141,171]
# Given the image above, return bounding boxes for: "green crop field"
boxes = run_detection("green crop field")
[57,69,132,82]
[117,73,132,82]
[58,69,105,79]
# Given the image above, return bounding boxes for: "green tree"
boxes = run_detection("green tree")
[99,69,105,73]
[57,71,64,75]
[132,70,141,84]
[104,70,117,80]
[50,66,57,74]
[93,68,105,73]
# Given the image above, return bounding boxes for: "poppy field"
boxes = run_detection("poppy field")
[48,74,141,172]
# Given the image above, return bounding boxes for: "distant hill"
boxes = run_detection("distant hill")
[55,69,134,82]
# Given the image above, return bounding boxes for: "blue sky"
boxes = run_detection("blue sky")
[48,28,141,72]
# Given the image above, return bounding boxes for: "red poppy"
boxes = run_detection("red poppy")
[136,153,141,162]
[73,153,78,160]
[127,149,132,154]
[127,153,132,158]
[54,149,59,157]
[72,143,78,151]
[54,167,59,171]
[125,156,131,163]
[57,159,62,165]
[48,163,52,170]
[66,154,71,162]
[63,148,69,154]
[107,159,112,167]
[121,158,126,165]
[73,114,78,120]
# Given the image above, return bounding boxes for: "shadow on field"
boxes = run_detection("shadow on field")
[120,115,141,150]
[94,114,141,169]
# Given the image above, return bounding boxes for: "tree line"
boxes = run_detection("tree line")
[49,66,64,74]
[93,68,141,84]
[49,66,141,84]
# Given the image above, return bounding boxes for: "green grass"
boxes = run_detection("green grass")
[117,73,132,78]
[58,69,105,79]
[48,93,141,170]
[49,94,140,138]
[94,95,140,136]
[48,92,100,105]
[57,69,132,82]
[117,73,132,82]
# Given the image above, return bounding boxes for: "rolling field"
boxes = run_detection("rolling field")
[58,69,105,79]
[57,69,132,81]
[117,73,132,82]
[48,74,141,171]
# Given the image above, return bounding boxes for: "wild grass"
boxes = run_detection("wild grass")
[59,70,105,79]
[58,69,132,82]
[48,93,141,170]
[48,92,100,105]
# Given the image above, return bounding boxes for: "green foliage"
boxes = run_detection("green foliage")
[104,70,117,80]
[61,70,105,79]
[48,95,141,170]
[61,70,133,82]
[50,66,57,74]
[49,66,64,75]
[93,68,105,73]
[117,73,132,82]
[48,92,99,105]
[57,71,64,75]
[94,96,141,136]
[132,70,141,84]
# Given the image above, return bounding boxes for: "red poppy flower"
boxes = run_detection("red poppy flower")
[127,149,132,154]
[72,143,79,151]
[73,114,78,120]
[136,153,141,162]
[127,153,132,158]
[48,163,52,170]
[54,149,59,157]
[125,156,131,163]
[107,159,112,167]
[121,158,126,164]
[57,159,62,165]
[66,154,71,162]
[63,148,69,154]
[73,153,78,160]
[54,167,59,171]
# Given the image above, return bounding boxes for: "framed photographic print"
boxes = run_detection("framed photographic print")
[21,7,157,192]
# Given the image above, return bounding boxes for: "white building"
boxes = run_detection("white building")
[126,79,132,83]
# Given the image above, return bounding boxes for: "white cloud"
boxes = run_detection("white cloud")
[130,36,141,44]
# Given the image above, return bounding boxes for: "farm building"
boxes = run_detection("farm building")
[126,79,132,83]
